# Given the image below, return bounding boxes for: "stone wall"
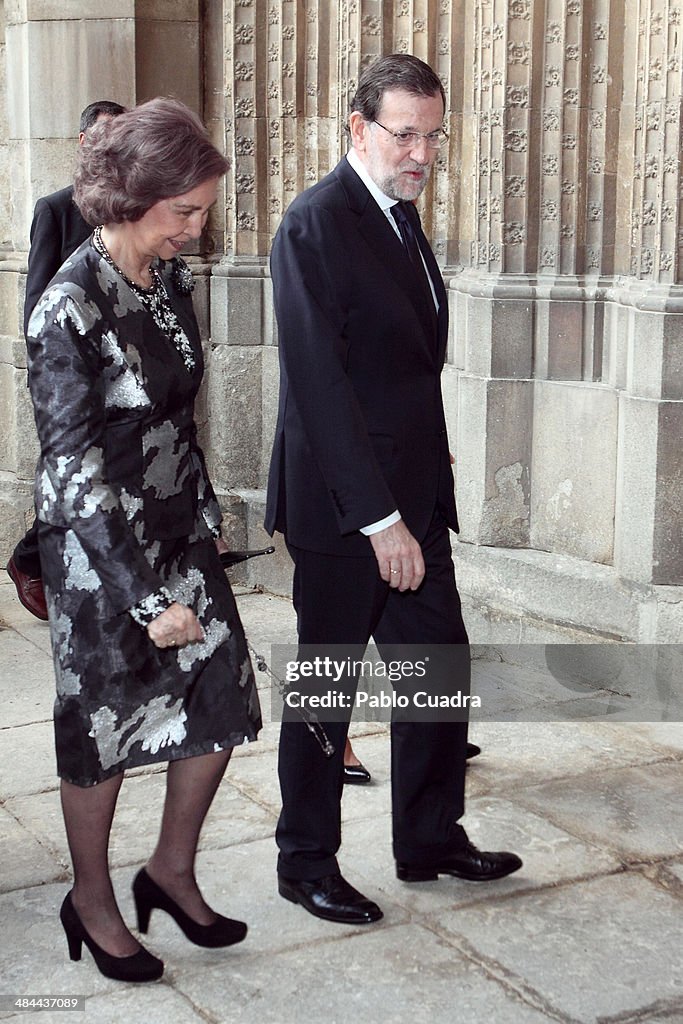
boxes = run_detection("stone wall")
[445,0,683,641]
[0,0,681,643]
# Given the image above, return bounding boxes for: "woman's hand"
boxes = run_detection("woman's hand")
[147,602,204,649]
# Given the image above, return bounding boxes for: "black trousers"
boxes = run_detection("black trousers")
[12,519,41,577]
[276,509,470,881]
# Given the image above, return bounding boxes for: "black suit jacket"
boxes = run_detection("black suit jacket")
[24,185,91,333]
[265,156,458,557]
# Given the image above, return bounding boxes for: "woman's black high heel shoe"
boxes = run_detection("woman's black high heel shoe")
[60,892,163,982]
[132,867,247,948]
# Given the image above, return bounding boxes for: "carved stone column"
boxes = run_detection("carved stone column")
[450,0,536,552]
[449,0,681,638]
[610,0,683,588]
[208,0,346,563]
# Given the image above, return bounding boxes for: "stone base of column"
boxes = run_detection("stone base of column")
[0,473,34,567]
[216,488,682,645]
[217,487,292,597]
[453,539,683,645]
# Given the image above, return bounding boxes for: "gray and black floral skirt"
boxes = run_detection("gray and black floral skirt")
[40,529,262,787]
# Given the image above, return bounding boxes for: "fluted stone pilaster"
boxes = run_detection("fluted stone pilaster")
[630,1,683,283]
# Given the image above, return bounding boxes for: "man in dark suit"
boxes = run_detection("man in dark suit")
[7,100,125,620]
[265,54,522,925]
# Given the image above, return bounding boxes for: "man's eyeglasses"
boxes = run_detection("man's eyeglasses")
[372,120,449,150]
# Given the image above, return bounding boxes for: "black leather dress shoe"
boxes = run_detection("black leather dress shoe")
[396,841,522,883]
[343,761,371,785]
[7,557,48,621]
[466,743,481,759]
[278,872,383,924]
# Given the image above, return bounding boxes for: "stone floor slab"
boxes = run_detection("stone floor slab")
[1,585,681,1023]
[465,721,675,799]
[0,859,307,1006]
[437,873,683,1022]
[62,986,209,1024]
[172,920,557,1024]
[235,588,297,640]
[629,1012,683,1024]
[0,629,54,728]
[0,884,117,999]
[627,722,683,753]
[473,656,601,710]
[0,876,201,1009]
[6,772,277,871]
[0,805,66,893]
[665,861,683,885]
[471,653,683,725]
[343,794,620,917]
[0,584,53,658]
[637,1016,683,1024]
[0,986,210,1024]
[0,721,58,798]
[515,761,683,860]
[123,839,410,969]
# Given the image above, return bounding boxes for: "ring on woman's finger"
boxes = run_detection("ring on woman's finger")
[390,569,400,575]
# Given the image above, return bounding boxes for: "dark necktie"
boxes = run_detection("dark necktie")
[390,201,437,331]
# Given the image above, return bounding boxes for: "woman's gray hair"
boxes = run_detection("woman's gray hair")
[74,97,230,224]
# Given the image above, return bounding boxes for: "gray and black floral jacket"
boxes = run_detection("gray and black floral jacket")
[26,239,221,618]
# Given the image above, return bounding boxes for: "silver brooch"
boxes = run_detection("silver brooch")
[171,257,195,294]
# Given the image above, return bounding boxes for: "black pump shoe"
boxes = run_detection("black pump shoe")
[60,892,163,983]
[343,761,372,785]
[132,868,247,948]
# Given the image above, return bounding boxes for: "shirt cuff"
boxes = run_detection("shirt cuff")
[128,587,174,627]
[360,510,401,536]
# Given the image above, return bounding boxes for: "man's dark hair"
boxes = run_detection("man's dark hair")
[349,54,446,122]
[79,100,126,134]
